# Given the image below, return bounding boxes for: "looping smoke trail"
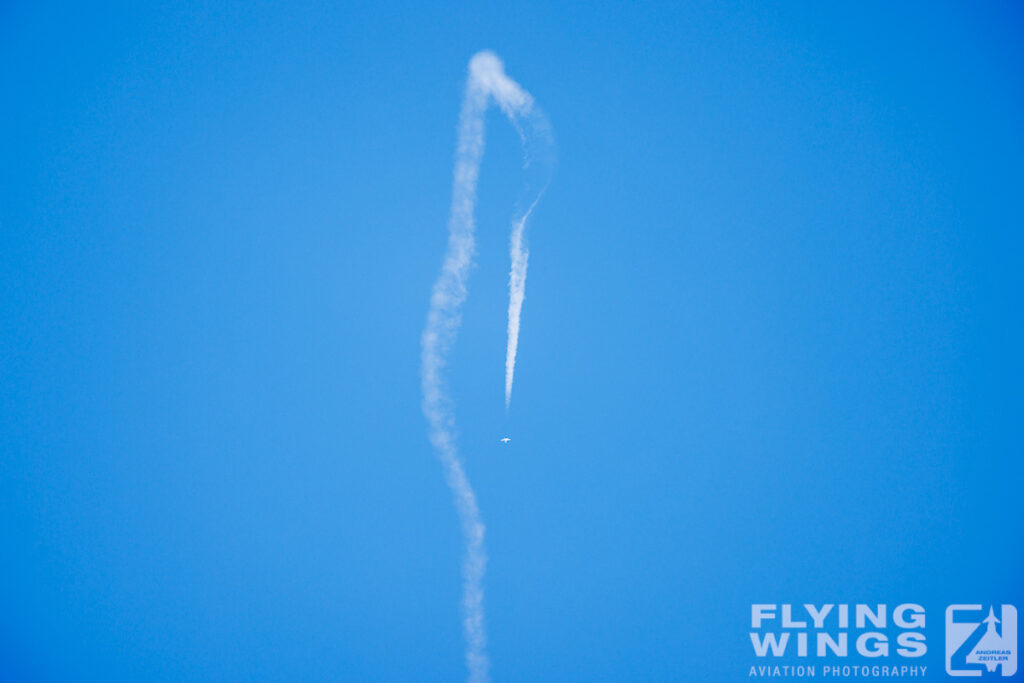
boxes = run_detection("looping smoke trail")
[420,51,553,683]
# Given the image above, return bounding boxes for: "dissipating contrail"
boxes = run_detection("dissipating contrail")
[420,50,553,683]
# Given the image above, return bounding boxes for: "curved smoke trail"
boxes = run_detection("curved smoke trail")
[420,51,553,683]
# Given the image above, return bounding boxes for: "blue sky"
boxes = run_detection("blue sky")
[1,2,1022,681]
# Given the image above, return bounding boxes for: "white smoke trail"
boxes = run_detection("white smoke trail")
[505,198,539,409]
[420,51,552,683]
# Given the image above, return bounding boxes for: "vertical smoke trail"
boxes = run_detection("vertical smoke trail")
[504,90,553,410]
[420,51,552,683]
[504,199,538,409]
